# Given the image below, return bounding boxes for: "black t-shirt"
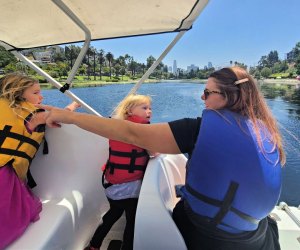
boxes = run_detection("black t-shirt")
[168,117,201,158]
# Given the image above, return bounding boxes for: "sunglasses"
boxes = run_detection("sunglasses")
[203,89,223,99]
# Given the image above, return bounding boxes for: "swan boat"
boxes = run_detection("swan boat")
[1,0,300,249]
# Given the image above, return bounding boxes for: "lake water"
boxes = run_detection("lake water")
[42,81,300,206]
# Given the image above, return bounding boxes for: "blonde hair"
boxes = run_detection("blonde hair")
[0,72,38,109]
[113,94,152,120]
[210,66,285,165]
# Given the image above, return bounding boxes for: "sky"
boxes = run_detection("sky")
[89,0,300,70]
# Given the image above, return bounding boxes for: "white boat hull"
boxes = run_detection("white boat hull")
[6,125,300,250]
[7,125,109,250]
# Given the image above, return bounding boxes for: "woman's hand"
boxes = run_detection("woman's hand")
[26,111,48,131]
[36,104,75,128]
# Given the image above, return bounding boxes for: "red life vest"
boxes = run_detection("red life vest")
[103,115,150,185]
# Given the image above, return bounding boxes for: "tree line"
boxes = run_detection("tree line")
[249,42,300,79]
[1,41,300,81]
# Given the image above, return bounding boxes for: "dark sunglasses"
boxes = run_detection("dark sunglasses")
[203,89,223,99]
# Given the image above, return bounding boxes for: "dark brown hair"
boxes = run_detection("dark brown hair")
[209,66,285,165]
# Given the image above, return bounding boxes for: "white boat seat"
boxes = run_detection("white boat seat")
[7,125,109,250]
[271,205,300,250]
[134,154,188,250]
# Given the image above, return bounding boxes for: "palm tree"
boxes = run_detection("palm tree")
[128,58,137,77]
[92,48,97,80]
[106,52,114,79]
[86,47,92,80]
[141,63,146,74]
[98,49,105,80]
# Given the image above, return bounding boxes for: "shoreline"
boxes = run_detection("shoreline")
[40,79,207,89]
[40,78,300,89]
[258,78,300,85]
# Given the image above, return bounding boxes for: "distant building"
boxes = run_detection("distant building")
[23,45,64,64]
[187,64,199,73]
[173,60,177,75]
[46,45,64,54]
[168,66,172,73]
[208,62,213,69]
[33,51,52,64]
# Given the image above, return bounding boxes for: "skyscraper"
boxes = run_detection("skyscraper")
[173,60,177,75]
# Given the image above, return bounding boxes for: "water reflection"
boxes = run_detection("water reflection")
[259,82,300,104]
[259,82,300,206]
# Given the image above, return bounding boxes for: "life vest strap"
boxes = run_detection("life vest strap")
[107,162,147,174]
[211,181,238,226]
[0,148,32,163]
[185,183,259,225]
[109,149,148,158]
[27,169,37,188]
[0,125,40,150]
[101,169,113,189]
[107,147,149,174]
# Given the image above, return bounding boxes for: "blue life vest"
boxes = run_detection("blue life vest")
[181,109,282,233]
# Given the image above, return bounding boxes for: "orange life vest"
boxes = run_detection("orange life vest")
[103,115,150,185]
[0,98,45,181]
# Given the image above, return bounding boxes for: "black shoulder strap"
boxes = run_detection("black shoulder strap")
[102,161,113,189]
[185,182,259,225]
[27,170,37,188]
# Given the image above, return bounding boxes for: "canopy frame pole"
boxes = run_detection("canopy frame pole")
[111,30,186,116]
[0,0,102,116]
[128,31,186,95]
[51,0,91,88]
[0,45,101,116]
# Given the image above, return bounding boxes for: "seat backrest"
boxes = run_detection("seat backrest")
[134,154,187,250]
[7,125,110,250]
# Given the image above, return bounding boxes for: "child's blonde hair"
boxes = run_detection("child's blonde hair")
[113,94,152,120]
[0,72,38,109]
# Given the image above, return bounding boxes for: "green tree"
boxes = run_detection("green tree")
[53,51,66,62]
[261,67,272,78]
[98,49,105,80]
[4,62,17,73]
[78,64,87,75]
[65,45,80,68]
[267,50,279,67]
[258,55,269,70]
[0,46,17,68]
[295,56,300,75]
[105,52,114,79]
[120,66,126,80]
[91,48,97,80]
[128,58,138,77]
[56,62,69,78]
[272,62,282,74]
[114,63,121,77]
[146,55,156,69]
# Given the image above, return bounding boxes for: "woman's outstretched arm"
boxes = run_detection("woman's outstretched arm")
[41,105,181,154]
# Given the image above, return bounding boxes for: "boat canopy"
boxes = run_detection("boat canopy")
[1,0,208,50]
[1,0,209,116]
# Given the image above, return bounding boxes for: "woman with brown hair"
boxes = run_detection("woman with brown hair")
[42,66,284,250]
